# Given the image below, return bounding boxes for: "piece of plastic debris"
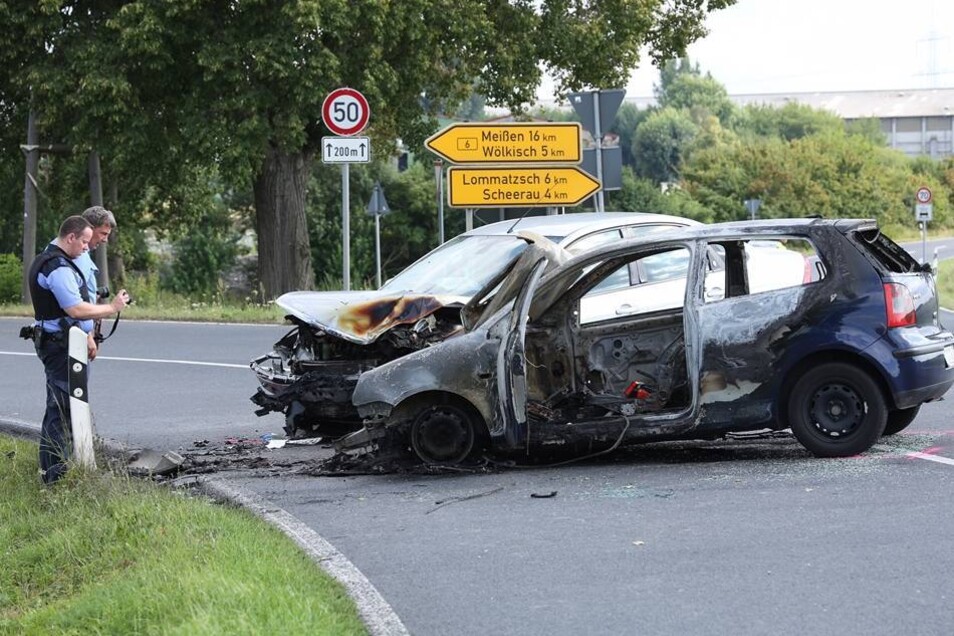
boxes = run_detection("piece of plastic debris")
[530,491,558,498]
[632,541,646,546]
[266,439,287,449]
[260,433,273,443]
[286,437,324,446]
[127,449,184,476]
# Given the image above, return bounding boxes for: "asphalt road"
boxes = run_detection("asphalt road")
[2,314,954,635]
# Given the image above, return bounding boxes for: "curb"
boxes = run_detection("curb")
[0,417,408,636]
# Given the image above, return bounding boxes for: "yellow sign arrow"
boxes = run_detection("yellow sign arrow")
[426,122,582,164]
[447,166,600,208]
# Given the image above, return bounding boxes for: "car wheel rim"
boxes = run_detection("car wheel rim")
[411,407,474,464]
[808,382,865,438]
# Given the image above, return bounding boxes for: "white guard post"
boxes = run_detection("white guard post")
[68,326,96,470]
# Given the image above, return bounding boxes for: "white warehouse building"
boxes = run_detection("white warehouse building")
[623,88,954,159]
[730,88,954,159]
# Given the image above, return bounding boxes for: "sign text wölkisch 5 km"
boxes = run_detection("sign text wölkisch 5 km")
[426,123,582,164]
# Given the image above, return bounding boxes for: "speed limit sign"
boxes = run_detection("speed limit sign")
[322,88,370,136]
[916,186,932,204]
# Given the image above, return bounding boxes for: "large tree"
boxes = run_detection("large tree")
[6,0,735,298]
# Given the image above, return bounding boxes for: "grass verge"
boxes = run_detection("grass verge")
[0,301,285,324]
[938,259,954,310]
[0,436,367,635]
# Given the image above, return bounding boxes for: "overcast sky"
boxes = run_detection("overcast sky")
[538,0,954,102]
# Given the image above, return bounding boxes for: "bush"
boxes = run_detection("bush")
[0,253,22,303]
[163,224,239,297]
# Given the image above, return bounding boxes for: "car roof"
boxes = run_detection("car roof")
[579,217,877,253]
[462,211,701,243]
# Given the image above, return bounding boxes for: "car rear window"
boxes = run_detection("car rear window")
[851,229,920,273]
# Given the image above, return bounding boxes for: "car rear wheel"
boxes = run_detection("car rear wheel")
[787,362,887,457]
[409,403,477,465]
[882,405,921,436]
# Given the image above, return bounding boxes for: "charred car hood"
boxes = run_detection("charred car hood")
[276,290,469,345]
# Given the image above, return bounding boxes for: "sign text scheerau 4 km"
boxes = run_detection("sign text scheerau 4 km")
[446,166,599,208]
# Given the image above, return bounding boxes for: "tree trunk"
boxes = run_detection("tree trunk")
[107,179,126,287]
[253,146,315,299]
[21,110,39,303]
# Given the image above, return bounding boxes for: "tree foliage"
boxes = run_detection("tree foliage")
[0,0,737,298]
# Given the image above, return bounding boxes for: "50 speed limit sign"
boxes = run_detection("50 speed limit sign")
[322,88,370,136]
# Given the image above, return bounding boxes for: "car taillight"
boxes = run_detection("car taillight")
[884,282,916,328]
[802,257,813,284]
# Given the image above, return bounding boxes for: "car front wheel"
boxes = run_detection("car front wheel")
[409,403,477,465]
[787,362,887,457]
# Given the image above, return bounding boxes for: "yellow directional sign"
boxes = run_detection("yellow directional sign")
[447,166,600,208]
[426,123,582,164]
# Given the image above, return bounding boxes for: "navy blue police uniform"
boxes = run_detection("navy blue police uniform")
[28,244,93,484]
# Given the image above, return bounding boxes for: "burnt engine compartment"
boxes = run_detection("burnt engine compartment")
[251,310,464,437]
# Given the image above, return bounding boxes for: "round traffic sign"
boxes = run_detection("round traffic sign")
[322,88,370,136]
[916,186,932,204]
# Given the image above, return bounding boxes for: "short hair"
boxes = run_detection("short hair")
[82,206,117,229]
[58,215,92,238]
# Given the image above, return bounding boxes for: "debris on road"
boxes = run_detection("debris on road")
[426,486,505,514]
[128,449,184,476]
[530,491,558,498]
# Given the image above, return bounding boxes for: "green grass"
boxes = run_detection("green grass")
[938,259,954,310]
[0,436,367,635]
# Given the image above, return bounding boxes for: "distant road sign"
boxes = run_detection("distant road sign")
[447,166,600,208]
[322,88,370,136]
[426,123,582,164]
[916,186,933,204]
[321,136,370,163]
[915,203,934,222]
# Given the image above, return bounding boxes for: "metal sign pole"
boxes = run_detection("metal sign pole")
[922,222,927,264]
[434,160,445,244]
[375,204,382,288]
[593,92,605,213]
[342,163,350,290]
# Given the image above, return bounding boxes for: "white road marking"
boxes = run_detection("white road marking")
[906,451,954,467]
[0,351,247,369]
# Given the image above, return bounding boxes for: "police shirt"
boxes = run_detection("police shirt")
[35,250,94,334]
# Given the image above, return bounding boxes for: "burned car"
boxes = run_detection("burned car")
[340,219,954,464]
[251,212,700,437]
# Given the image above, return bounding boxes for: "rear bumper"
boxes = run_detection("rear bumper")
[878,331,954,409]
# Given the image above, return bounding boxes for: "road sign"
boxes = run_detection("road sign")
[744,198,762,220]
[915,203,934,222]
[366,181,391,216]
[568,89,625,138]
[446,166,600,208]
[582,146,622,190]
[322,88,370,136]
[425,123,582,164]
[321,136,370,163]
[916,186,933,204]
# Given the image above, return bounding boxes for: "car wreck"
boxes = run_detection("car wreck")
[337,218,954,465]
[250,212,700,437]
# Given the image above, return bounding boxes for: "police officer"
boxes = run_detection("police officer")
[28,215,130,484]
[76,206,117,357]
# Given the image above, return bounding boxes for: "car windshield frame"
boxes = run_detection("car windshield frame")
[379,234,531,296]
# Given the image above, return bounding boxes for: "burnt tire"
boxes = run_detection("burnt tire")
[882,405,921,436]
[787,362,887,457]
[409,403,477,465]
